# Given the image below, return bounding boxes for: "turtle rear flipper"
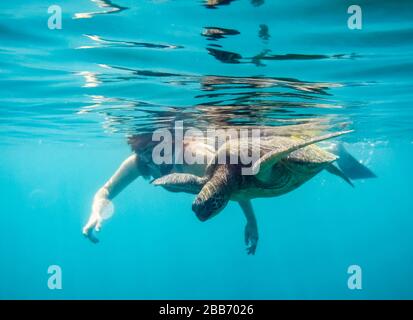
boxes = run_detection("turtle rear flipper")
[253,130,352,179]
[152,173,207,194]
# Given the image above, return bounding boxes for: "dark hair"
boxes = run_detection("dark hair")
[127,132,176,179]
[127,134,156,179]
[127,133,156,153]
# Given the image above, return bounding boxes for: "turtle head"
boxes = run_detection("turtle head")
[192,189,230,221]
[191,164,239,221]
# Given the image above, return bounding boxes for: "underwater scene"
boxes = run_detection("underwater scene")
[1,0,413,300]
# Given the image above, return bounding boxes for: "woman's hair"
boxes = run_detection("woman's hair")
[127,133,156,179]
[127,133,155,153]
[127,132,176,179]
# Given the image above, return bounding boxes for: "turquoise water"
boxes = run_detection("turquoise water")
[1,0,413,299]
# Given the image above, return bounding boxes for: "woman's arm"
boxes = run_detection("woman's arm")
[83,154,141,243]
[238,200,259,255]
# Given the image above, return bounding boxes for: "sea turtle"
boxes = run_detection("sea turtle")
[152,130,357,222]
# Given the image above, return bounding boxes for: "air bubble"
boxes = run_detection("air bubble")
[97,199,114,220]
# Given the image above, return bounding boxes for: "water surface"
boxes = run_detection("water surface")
[1,0,413,299]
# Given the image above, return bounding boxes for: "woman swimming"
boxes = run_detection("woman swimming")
[82,133,259,254]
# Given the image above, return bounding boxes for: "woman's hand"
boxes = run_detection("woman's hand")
[83,154,138,243]
[82,207,103,243]
[244,221,259,255]
[83,189,113,243]
[238,200,258,255]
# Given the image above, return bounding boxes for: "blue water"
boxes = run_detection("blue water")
[1,0,413,299]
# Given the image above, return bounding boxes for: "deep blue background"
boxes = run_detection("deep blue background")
[1,0,412,299]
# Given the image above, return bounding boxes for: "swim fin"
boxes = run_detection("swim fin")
[326,164,354,187]
[333,143,377,180]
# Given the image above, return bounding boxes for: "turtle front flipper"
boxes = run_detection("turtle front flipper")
[192,164,241,221]
[253,130,353,180]
[152,173,208,194]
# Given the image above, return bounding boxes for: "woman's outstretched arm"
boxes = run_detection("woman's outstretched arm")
[83,154,141,243]
[238,199,259,255]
